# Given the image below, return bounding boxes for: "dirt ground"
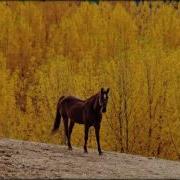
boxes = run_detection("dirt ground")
[1,138,180,179]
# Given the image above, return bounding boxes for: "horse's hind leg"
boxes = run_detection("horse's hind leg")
[63,116,73,150]
[84,124,90,153]
[63,116,69,147]
[68,120,75,150]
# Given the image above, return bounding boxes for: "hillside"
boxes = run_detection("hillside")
[0,138,180,179]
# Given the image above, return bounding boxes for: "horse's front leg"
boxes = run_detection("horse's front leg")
[95,123,102,155]
[84,124,89,153]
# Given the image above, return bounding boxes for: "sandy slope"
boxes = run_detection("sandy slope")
[0,138,180,179]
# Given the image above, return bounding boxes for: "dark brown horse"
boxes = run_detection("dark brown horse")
[51,88,110,155]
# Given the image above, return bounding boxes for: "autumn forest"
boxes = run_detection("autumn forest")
[0,1,180,160]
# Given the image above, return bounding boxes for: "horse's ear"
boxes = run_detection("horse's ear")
[107,88,110,93]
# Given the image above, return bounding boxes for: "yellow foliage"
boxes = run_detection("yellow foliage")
[0,1,179,160]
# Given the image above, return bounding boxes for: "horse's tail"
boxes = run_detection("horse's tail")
[51,96,65,134]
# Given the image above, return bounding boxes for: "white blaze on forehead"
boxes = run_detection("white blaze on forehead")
[103,94,107,99]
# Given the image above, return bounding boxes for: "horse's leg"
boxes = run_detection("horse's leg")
[95,124,102,155]
[63,116,69,148]
[84,124,89,153]
[68,120,75,150]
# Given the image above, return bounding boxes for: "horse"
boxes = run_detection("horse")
[51,87,110,155]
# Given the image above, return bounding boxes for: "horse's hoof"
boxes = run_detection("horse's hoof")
[68,147,72,151]
[99,151,103,155]
[84,150,88,154]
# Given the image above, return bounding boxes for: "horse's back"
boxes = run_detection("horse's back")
[60,95,85,112]
[59,95,85,123]
[63,96,84,104]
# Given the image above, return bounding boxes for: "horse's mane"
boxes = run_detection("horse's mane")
[83,92,100,109]
[86,92,99,102]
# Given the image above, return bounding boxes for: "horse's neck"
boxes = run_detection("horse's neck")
[86,93,102,114]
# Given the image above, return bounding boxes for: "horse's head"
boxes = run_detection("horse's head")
[99,87,110,113]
